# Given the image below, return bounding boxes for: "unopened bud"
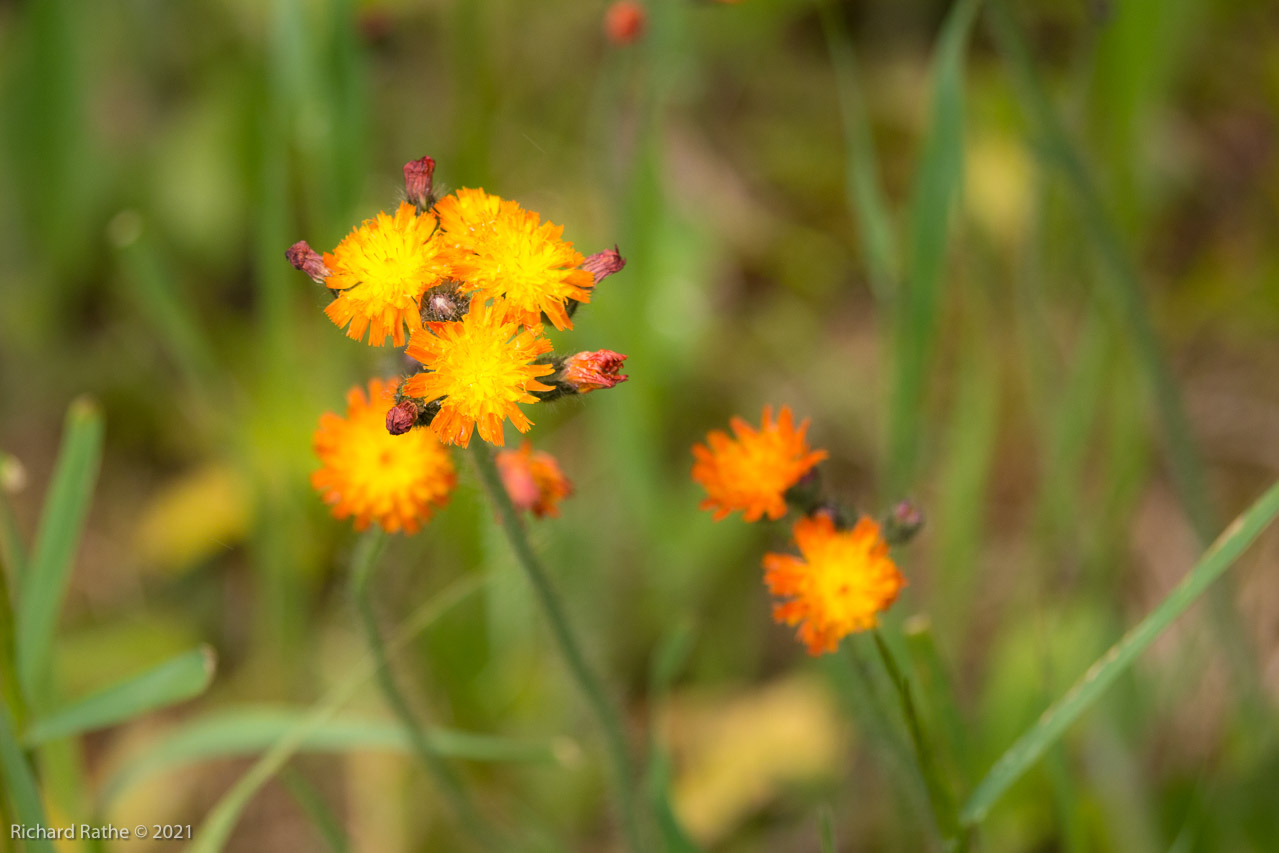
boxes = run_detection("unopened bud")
[883,500,924,545]
[286,241,333,284]
[420,281,470,323]
[562,350,628,393]
[386,400,419,435]
[604,2,646,45]
[582,246,626,285]
[404,156,436,211]
[496,443,573,518]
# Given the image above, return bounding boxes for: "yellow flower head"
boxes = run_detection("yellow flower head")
[403,299,555,448]
[496,441,574,518]
[764,514,905,655]
[311,378,456,533]
[322,202,455,346]
[435,188,594,331]
[691,405,828,522]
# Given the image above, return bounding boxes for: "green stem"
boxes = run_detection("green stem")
[469,444,646,852]
[871,629,959,842]
[349,530,502,852]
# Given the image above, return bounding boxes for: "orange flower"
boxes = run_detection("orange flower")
[403,299,555,448]
[496,442,573,518]
[311,379,456,533]
[764,514,905,655]
[435,188,594,331]
[691,405,827,522]
[321,202,456,346]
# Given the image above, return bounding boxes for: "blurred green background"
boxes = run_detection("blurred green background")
[3,0,1279,850]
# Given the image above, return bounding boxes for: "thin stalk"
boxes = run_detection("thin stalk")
[348,530,502,852]
[871,629,959,842]
[469,444,646,852]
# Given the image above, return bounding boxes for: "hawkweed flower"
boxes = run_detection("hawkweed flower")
[691,405,828,522]
[496,442,573,518]
[763,513,905,655]
[403,298,555,448]
[319,202,457,346]
[435,188,594,331]
[312,378,456,533]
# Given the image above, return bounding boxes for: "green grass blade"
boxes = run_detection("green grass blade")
[986,0,1216,545]
[103,707,559,807]
[279,766,350,853]
[960,481,1279,825]
[16,397,104,707]
[817,0,899,301]
[885,0,982,494]
[0,452,27,582]
[187,573,487,853]
[0,702,54,853]
[22,646,216,746]
[818,805,836,853]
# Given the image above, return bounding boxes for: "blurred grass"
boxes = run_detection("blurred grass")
[3,0,1279,850]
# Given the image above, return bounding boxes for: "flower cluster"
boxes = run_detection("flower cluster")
[297,156,627,533]
[692,406,914,655]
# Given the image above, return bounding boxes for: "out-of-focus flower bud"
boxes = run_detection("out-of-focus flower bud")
[882,500,924,545]
[496,442,573,518]
[605,2,646,45]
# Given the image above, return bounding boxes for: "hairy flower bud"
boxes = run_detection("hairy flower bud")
[285,241,333,284]
[882,500,924,545]
[581,246,626,285]
[561,350,628,393]
[404,156,437,211]
[420,280,470,323]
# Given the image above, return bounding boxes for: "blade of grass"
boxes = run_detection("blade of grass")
[22,646,215,746]
[0,452,27,583]
[816,0,899,301]
[16,397,104,708]
[885,0,982,495]
[188,572,487,853]
[986,0,1216,545]
[817,805,836,853]
[279,766,351,853]
[102,707,562,808]
[960,481,1279,825]
[645,618,704,853]
[0,701,54,853]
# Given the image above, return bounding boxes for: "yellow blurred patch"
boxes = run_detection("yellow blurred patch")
[133,464,251,573]
[965,133,1032,246]
[667,674,850,845]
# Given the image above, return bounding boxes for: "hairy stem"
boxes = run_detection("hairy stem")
[469,444,646,852]
[349,530,502,852]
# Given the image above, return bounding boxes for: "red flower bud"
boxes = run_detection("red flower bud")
[604,2,646,45]
[285,241,333,284]
[403,156,436,210]
[386,400,418,435]
[496,442,573,518]
[562,350,628,394]
[582,246,626,285]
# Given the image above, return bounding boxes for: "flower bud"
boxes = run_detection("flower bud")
[285,241,333,284]
[604,2,646,44]
[497,442,573,518]
[582,246,626,285]
[882,500,924,545]
[386,400,418,435]
[561,350,628,393]
[404,156,436,211]
[420,280,470,323]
